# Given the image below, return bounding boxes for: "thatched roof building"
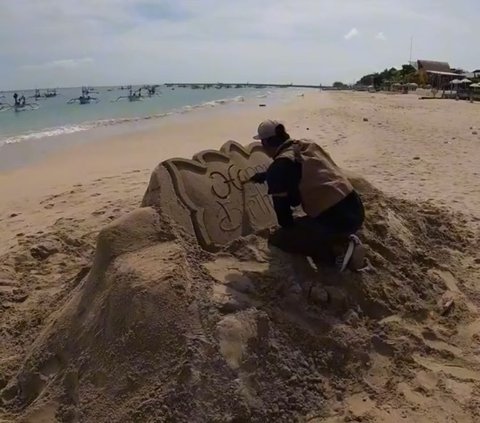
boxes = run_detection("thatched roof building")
[417,60,451,73]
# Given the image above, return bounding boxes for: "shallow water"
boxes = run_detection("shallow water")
[0,86,303,171]
[0,85,288,145]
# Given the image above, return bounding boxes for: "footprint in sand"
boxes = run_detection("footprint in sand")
[413,354,480,382]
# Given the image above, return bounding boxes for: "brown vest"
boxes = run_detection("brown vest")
[275,140,353,217]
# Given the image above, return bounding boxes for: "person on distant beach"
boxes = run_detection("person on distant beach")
[249,119,366,272]
[13,92,19,106]
[19,95,26,107]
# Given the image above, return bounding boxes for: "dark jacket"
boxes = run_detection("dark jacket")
[254,141,302,227]
[256,140,359,229]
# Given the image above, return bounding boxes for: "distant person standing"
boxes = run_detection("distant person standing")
[19,95,26,107]
[13,92,19,106]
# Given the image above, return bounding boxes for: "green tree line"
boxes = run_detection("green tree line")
[357,64,417,87]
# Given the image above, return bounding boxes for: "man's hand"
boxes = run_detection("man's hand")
[248,172,267,184]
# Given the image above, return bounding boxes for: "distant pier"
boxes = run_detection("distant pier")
[164,83,326,89]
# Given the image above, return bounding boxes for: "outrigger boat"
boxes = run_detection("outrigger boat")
[67,87,99,104]
[113,88,143,102]
[14,103,39,112]
[44,88,57,98]
[28,89,43,101]
[28,89,57,100]
[142,84,161,97]
[0,101,9,112]
[1,94,39,112]
[0,102,39,112]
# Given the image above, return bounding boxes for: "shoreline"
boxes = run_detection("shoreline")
[0,87,304,171]
[1,89,480,254]
[1,90,480,422]
[0,90,320,253]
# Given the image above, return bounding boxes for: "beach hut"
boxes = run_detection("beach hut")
[416,59,460,94]
[407,82,418,92]
[391,83,402,92]
[450,79,462,93]
[467,83,480,102]
[417,60,451,74]
[450,79,472,100]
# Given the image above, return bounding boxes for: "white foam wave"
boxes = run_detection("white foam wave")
[3,124,93,145]
[180,95,245,113]
[0,94,247,146]
[0,112,171,146]
[202,96,245,107]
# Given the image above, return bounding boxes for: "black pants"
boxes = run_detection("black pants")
[269,191,365,261]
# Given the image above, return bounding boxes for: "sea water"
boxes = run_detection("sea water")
[0,85,282,144]
[0,85,301,171]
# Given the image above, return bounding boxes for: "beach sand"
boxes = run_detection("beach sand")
[1,91,480,422]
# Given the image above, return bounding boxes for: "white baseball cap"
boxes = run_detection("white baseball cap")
[253,119,282,140]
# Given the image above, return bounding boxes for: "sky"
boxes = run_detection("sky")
[0,0,479,90]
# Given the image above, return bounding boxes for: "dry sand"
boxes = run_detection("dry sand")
[1,91,480,422]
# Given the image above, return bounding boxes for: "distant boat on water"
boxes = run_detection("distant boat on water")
[14,104,38,112]
[67,87,99,105]
[113,88,144,102]
[44,89,57,98]
[0,93,39,112]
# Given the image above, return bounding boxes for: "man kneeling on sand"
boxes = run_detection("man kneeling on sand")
[249,119,366,271]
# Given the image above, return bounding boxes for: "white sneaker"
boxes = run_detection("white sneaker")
[336,235,366,272]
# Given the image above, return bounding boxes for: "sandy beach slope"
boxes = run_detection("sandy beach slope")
[1,91,479,252]
[1,91,479,422]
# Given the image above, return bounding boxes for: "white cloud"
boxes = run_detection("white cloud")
[344,27,359,40]
[0,0,479,89]
[375,32,387,41]
[20,58,94,71]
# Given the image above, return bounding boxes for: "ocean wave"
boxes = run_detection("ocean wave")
[0,95,247,146]
[0,116,163,146]
[179,95,245,113]
[2,124,92,145]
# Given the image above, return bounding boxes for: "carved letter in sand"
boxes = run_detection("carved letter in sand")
[142,141,277,251]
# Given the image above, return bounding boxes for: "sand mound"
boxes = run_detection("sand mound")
[1,174,479,422]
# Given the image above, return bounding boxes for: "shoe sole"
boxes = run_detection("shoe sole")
[348,243,367,271]
[339,240,355,272]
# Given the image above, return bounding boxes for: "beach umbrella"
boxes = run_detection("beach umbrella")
[460,78,472,84]
[470,83,480,88]
[450,79,462,85]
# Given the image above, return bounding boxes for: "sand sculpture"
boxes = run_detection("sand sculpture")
[142,141,277,250]
[2,142,479,422]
